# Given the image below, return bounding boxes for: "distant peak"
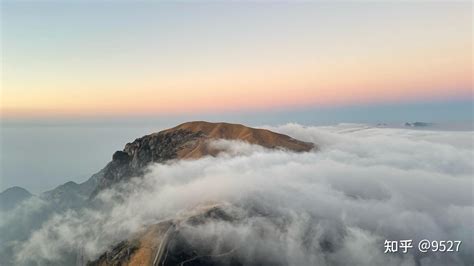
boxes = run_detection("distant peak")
[0,186,33,211]
[0,186,32,196]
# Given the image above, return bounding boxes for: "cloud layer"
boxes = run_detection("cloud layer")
[3,124,473,265]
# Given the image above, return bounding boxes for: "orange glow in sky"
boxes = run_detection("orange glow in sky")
[1,2,472,118]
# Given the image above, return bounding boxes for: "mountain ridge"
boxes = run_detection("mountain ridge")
[86,121,315,265]
[1,121,315,266]
[94,121,314,194]
[2,121,314,210]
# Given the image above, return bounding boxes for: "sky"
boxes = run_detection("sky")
[1,1,472,119]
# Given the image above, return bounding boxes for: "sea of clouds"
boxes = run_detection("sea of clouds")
[1,124,473,266]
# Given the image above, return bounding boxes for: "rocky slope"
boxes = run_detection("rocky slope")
[86,121,314,265]
[88,204,242,266]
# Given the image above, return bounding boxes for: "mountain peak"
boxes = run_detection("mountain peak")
[94,121,314,193]
[123,121,314,161]
[0,186,32,211]
[163,121,314,154]
[0,186,31,195]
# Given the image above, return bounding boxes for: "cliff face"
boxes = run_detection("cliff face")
[93,121,314,194]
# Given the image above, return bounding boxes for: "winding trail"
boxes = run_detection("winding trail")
[152,224,175,266]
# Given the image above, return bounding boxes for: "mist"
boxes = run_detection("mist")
[1,124,472,265]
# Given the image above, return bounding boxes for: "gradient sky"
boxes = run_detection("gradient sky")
[1,1,472,118]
